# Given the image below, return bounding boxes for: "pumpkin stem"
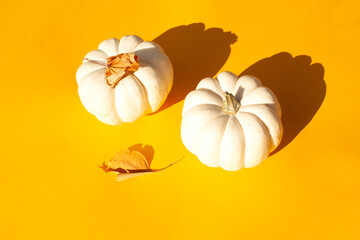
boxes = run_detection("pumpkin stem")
[223,91,240,114]
[105,53,139,88]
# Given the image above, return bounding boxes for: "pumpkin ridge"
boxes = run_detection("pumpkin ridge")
[134,47,172,94]
[196,77,224,99]
[217,114,231,167]
[182,89,223,115]
[237,111,273,154]
[241,86,275,103]
[113,74,149,122]
[240,84,259,99]
[78,68,121,124]
[128,72,152,114]
[233,75,263,99]
[195,88,224,102]
[83,58,107,66]
[182,103,222,117]
[76,62,106,85]
[118,35,144,53]
[99,68,122,122]
[240,105,282,151]
[240,103,277,112]
[133,41,162,52]
[194,114,230,167]
[216,72,238,94]
[98,38,120,57]
[189,108,225,143]
[132,62,168,112]
[83,50,108,65]
[232,115,246,168]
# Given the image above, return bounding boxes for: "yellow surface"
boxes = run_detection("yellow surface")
[1,0,360,239]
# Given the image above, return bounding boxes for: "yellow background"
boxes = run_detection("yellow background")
[1,0,360,239]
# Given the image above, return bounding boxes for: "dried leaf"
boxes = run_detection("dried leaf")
[105,53,139,87]
[100,149,183,182]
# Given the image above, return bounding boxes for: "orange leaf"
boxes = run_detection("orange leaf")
[100,148,183,182]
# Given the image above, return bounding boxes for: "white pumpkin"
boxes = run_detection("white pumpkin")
[76,35,173,125]
[181,71,283,171]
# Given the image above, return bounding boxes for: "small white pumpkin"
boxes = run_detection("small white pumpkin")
[76,35,173,125]
[181,71,283,171]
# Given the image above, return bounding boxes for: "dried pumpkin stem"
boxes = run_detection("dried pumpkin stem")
[223,91,240,114]
[105,53,139,88]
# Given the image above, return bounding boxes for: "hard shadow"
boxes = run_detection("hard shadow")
[152,23,237,113]
[240,52,326,155]
[128,143,155,165]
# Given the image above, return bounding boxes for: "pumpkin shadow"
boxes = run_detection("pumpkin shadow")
[240,52,326,155]
[151,23,237,113]
[128,143,155,165]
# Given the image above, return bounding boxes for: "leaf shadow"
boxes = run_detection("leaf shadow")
[151,23,237,113]
[128,143,155,166]
[240,52,326,155]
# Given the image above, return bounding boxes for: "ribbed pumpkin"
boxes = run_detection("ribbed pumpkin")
[181,71,283,171]
[76,35,173,125]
